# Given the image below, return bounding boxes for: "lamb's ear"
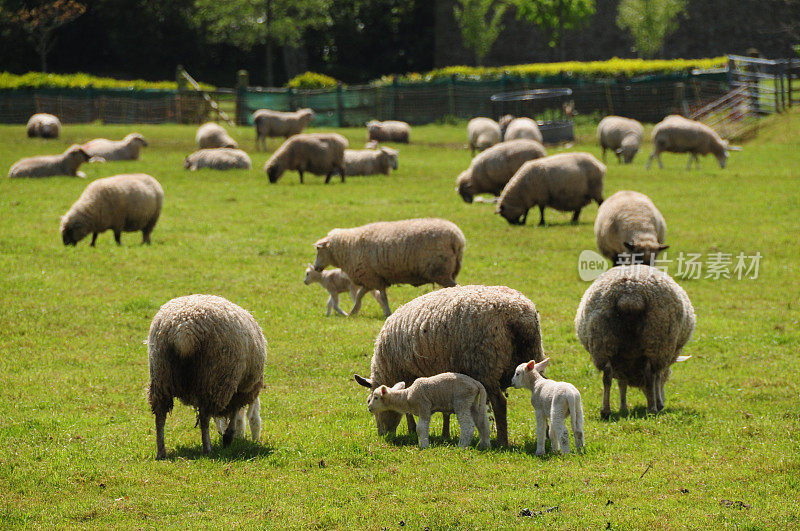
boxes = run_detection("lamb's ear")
[314,237,330,250]
[391,381,405,390]
[676,355,692,362]
[354,374,373,388]
[658,244,670,251]
[534,357,550,373]
[624,241,636,252]
[379,385,388,395]
[525,360,537,371]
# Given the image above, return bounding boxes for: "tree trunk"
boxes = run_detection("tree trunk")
[557,0,564,62]
[266,39,274,87]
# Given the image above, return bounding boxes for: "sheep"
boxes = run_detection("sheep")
[354,284,545,447]
[26,113,61,138]
[196,122,238,149]
[595,190,668,266]
[366,373,491,449]
[60,173,163,246]
[184,148,252,171]
[367,120,410,143]
[456,139,547,203]
[504,117,544,143]
[312,217,465,317]
[575,265,695,419]
[597,116,644,164]
[467,117,501,154]
[343,147,399,176]
[511,358,585,456]
[303,263,380,316]
[147,294,266,458]
[253,108,315,151]
[81,133,148,161]
[646,114,741,170]
[264,133,348,184]
[214,400,261,443]
[8,144,90,178]
[496,152,606,226]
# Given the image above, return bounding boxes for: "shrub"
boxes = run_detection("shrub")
[0,71,215,91]
[286,72,339,90]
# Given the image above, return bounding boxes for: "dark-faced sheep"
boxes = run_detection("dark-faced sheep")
[264,133,348,184]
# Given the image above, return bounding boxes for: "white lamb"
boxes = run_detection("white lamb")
[303,264,379,316]
[511,358,584,456]
[366,373,491,449]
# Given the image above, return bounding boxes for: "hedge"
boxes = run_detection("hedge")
[0,71,215,91]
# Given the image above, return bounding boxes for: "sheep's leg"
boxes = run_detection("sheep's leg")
[686,155,694,170]
[339,166,346,184]
[571,209,581,223]
[141,230,152,245]
[348,286,369,317]
[113,230,121,245]
[645,375,659,414]
[298,170,304,184]
[90,233,98,247]
[601,368,613,420]
[472,403,491,450]
[572,395,585,453]
[326,297,333,316]
[222,413,237,448]
[538,206,546,226]
[455,410,475,448]
[416,414,431,449]
[655,373,665,412]
[199,413,212,455]
[489,390,509,447]
[376,289,392,317]
[657,153,664,169]
[406,414,417,434]
[646,152,655,169]
[324,172,332,184]
[329,293,347,316]
[618,382,628,416]
[601,147,607,162]
[442,413,451,439]
[247,397,261,441]
[155,410,167,460]
[535,409,547,456]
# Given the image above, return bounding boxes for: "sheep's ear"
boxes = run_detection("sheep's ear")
[354,374,373,388]
[615,148,623,155]
[391,381,405,390]
[658,244,670,251]
[525,360,537,372]
[379,385,388,395]
[728,145,743,152]
[534,358,550,373]
[624,241,636,252]
[676,355,692,362]
[314,237,329,250]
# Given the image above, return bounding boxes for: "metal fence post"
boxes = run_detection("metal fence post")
[235,69,249,125]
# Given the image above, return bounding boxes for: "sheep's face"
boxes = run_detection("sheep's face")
[312,238,334,271]
[456,174,474,203]
[130,134,148,147]
[511,358,549,389]
[65,145,90,164]
[266,162,283,183]
[715,151,729,169]
[303,264,318,285]
[618,140,639,164]
[497,203,527,225]
[622,241,669,265]
[183,156,192,170]
[380,148,399,170]
[61,218,88,246]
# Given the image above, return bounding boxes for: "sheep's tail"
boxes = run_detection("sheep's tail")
[616,292,646,314]
[171,324,201,358]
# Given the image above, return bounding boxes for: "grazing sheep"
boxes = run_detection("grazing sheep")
[456,139,547,203]
[367,120,410,143]
[467,117,501,154]
[214,400,261,442]
[597,116,644,164]
[81,133,148,161]
[8,144,89,178]
[496,152,606,226]
[511,358,585,456]
[60,173,163,246]
[253,108,315,150]
[366,373,491,449]
[354,285,545,447]
[595,190,668,266]
[147,294,266,458]
[575,265,695,419]
[264,133,348,184]
[646,114,741,170]
[26,113,61,138]
[504,117,544,143]
[184,148,252,171]
[312,218,465,317]
[196,122,238,149]
[303,264,380,316]
[343,147,399,176]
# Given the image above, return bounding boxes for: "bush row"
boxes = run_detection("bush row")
[0,71,215,91]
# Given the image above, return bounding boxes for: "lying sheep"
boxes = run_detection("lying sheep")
[367,120,410,143]
[81,133,148,161]
[366,373,491,449]
[597,116,644,164]
[343,147,399,176]
[355,285,545,447]
[647,114,740,169]
[595,190,668,265]
[467,117,501,154]
[511,358,584,456]
[60,173,163,246]
[147,294,266,458]
[312,218,465,317]
[253,108,314,150]
[264,133,348,184]
[8,144,89,178]
[575,265,695,419]
[196,122,238,149]
[26,113,61,138]
[504,117,543,143]
[497,152,606,226]
[456,139,547,203]
[184,148,252,171]
[303,264,379,316]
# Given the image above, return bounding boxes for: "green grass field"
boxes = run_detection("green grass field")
[1,114,798,528]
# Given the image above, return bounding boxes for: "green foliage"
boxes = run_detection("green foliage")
[0,71,214,90]
[286,71,339,89]
[617,0,688,58]
[385,56,727,83]
[513,0,595,53]
[452,0,508,66]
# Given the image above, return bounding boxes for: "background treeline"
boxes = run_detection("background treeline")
[0,0,797,87]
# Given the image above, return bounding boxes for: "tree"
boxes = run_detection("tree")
[512,0,595,61]
[193,0,331,86]
[2,0,86,72]
[452,0,508,66]
[616,0,687,58]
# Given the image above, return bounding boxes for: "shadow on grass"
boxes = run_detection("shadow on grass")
[595,404,700,422]
[166,440,276,461]
[384,431,564,458]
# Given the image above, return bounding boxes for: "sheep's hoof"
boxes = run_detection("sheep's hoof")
[222,430,234,447]
[535,450,546,457]
[155,451,166,460]
[600,410,611,421]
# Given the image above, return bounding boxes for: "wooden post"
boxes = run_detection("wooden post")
[236,69,249,126]
[336,83,343,127]
[392,78,399,121]
[176,65,187,123]
[448,74,456,118]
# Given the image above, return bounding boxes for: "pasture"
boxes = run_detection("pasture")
[0,113,798,528]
